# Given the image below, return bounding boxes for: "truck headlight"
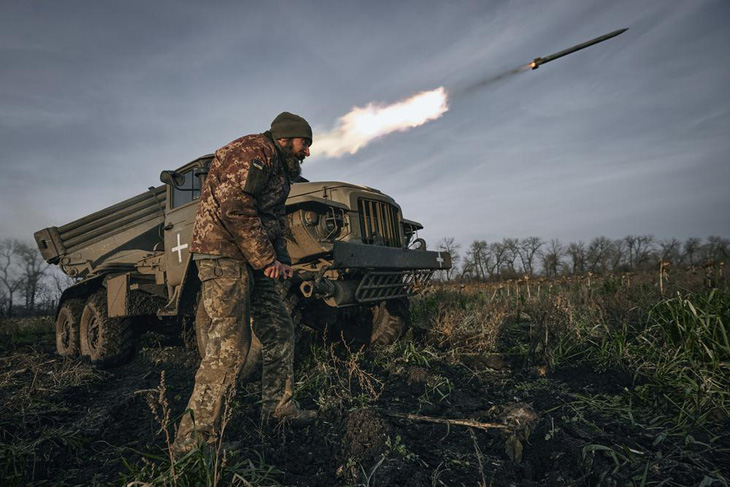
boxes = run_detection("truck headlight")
[316,207,346,240]
[304,211,319,226]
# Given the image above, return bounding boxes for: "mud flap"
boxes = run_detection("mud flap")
[107,274,130,318]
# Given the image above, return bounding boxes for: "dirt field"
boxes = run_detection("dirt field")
[1,276,728,486]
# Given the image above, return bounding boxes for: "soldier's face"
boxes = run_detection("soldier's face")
[282,138,311,161]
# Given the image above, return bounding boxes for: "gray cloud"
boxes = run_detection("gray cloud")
[1,0,728,248]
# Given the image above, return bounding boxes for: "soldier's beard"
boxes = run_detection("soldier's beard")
[278,144,303,179]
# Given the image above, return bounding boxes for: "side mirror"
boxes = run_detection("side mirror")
[160,170,185,187]
[409,238,427,251]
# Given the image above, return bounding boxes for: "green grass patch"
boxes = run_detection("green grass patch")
[0,317,54,348]
[122,446,281,487]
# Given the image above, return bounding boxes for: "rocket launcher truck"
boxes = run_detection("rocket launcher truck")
[34,153,451,367]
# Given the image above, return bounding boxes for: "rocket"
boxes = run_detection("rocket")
[529,28,628,69]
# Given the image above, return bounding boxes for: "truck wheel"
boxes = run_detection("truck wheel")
[370,298,410,345]
[55,298,85,357]
[79,291,134,368]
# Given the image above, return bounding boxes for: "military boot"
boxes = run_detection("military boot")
[264,402,317,428]
[172,435,204,459]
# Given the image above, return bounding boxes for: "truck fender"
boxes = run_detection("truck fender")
[56,275,105,319]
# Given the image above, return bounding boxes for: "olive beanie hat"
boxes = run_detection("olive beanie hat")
[270,112,313,143]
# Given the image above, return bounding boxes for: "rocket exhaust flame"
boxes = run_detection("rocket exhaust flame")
[315,87,449,158]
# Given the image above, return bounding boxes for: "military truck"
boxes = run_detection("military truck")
[34,153,451,367]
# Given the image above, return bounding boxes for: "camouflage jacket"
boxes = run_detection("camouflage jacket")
[190,132,291,269]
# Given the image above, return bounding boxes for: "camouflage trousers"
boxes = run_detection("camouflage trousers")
[175,258,295,447]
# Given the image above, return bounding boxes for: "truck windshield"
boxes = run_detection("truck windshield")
[171,169,201,208]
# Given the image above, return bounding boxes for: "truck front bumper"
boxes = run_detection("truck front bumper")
[320,242,452,304]
[332,241,452,271]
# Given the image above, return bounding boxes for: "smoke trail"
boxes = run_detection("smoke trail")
[315,87,449,158]
[452,63,531,97]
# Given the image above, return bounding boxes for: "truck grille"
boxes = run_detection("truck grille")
[358,198,402,248]
[355,270,434,303]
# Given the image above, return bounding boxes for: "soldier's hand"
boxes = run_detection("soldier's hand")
[264,260,293,280]
[281,263,293,279]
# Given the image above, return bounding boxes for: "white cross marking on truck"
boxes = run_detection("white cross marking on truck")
[172,233,188,263]
[436,252,444,268]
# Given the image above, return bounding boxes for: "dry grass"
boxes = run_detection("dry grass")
[0,316,53,334]
[431,303,506,355]
[422,265,730,431]
[0,316,54,349]
[0,350,104,402]
[296,338,385,413]
[0,319,98,485]
[129,372,280,486]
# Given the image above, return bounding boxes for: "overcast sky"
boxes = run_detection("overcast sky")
[1,0,728,249]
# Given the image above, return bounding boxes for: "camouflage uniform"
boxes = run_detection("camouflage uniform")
[175,132,297,449]
[190,133,291,267]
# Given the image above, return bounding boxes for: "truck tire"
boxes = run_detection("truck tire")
[370,298,410,345]
[55,298,85,357]
[79,291,134,368]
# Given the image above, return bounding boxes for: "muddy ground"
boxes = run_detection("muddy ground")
[1,317,728,486]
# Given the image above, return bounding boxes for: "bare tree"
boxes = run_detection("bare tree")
[609,239,627,271]
[659,238,682,265]
[586,236,613,273]
[0,239,22,317]
[437,237,461,281]
[488,241,508,278]
[634,235,656,269]
[566,241,586,275]
[49,269,76,300]
[705,236,730,262]
[624,235,638,269]
[466,240,490,281]
[517,236,543,276]
[0,288,8,316]
[501,238,520,276]
[541,239,564,278]
[683,237,702,266]
[16,242,47,312]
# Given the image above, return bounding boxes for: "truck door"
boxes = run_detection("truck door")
[163,167,201,294]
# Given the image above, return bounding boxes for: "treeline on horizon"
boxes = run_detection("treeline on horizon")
[435,234,729,281]
[2,234,728,317]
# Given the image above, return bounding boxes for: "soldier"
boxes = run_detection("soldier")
[173,112,317,454]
